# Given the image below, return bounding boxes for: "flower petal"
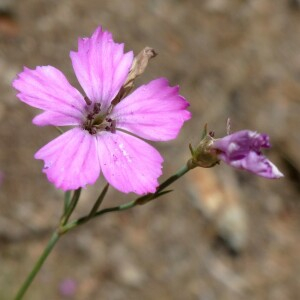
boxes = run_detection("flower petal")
[111,78,191,141]
[218,151,284,179]
[97,131,163,194]
[13,66,85,126]
[214,130,270,157]
[33,111,82,126]
[214,130,284,179]
[70,26,134,111]
[35,128,100,190]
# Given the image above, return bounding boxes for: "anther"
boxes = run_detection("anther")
[84,96,92,105]
[209,131,215,137]
[93,103,101,114]
[87,113,94,120]
[110,120,116,133]
[90,127,97,135]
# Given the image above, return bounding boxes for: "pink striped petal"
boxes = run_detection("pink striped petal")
[13,66,85,126]
[111,78,191,141]
[224,151,284,179]
[214,131,284,179]
[35,128,100,191]
[33,111,83,126]
[97,131,163,194]
[70,26,133,111]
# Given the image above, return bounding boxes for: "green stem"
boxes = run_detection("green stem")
[14,231,61,300]
[156,163,190,194]
[61,199,136,233]
[63,191,71,215]
[60,188,81,225]
[15,189,82,299]
[88,183,109,217]
[14,163,192,298]
[61,163,191,232]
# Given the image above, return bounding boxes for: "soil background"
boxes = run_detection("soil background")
[0,0,299,299]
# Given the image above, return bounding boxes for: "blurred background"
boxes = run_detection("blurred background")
[0,0,299,299]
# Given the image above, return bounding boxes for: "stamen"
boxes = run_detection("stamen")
[93,103,101,114]
[226,118,231,135]
[84,96,92,105]
[209,131,215,137]
[110,119,116,133]
[90,127,97,135]
[84,110,116,135]
[87,113,94,120]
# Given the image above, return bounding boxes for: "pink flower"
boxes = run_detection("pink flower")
[213,130,283,178]
[59,278,77,297]
[13,26,191,194]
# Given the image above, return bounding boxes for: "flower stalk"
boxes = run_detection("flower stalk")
[14,232,61,300]
[14,161,193,300]
[60,188,81,226]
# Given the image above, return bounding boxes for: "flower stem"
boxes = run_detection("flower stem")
[60,188,81,225]
[61,163,191,232]
[88,183,109,217]
[156,163,190,193]
[14,163,192,298]
[15,189,82,300]
[14,231,61,300]
[63,191,71,215]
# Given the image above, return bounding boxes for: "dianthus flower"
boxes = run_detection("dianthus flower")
[213,130,283,178]
[13,26,191,194]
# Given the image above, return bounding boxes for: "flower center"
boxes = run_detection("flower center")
[82,97,116,135]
